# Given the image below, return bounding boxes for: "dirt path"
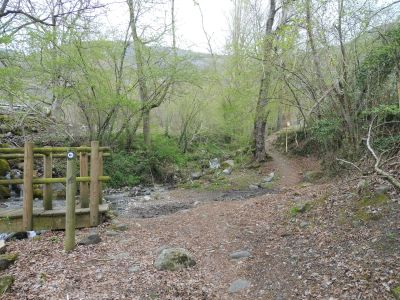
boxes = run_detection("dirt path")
[2,145,399,299]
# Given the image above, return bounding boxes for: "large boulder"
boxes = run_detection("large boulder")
[0,276,14,294]
[154,247,196,271]
[0,253,17,271]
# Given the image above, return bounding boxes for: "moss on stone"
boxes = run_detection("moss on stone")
[0,185,10,201]
[0,253,18,271]
[0,276,14,294]
[392,285,400,300]
[0,159,10,177]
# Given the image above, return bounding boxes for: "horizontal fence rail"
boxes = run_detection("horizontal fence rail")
[0,146,110,154]
[0,141,110,231]
[0,152,110,159]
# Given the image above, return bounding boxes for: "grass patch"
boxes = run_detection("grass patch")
[353,193,389,222]
[290,202,312,217]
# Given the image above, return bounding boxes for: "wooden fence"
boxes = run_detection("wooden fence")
[0,141,110,231]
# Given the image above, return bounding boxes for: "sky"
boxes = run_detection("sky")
[100,0,233,54]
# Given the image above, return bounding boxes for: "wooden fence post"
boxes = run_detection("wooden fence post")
[43,149,53,210]
[80,152,89,208]
[99,152,103,204]
[22,141,33,231]
[65,151,77,251]
[89,141,100,226]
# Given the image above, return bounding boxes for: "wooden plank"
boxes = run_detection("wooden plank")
[89,141,100,226]
[22,142,34,231]
[0,204,109,232]
[43,150,53,210]
[80,152,89,208]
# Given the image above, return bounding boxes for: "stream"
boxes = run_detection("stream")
[0,184,276,240]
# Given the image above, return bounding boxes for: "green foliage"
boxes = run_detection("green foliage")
[104,152,142,188]
[309,119,342,150]
[105,135,187,188]
[363,104,400,117]
[150,135,187,166]
[373,135,400,152]
[357,24,400,89]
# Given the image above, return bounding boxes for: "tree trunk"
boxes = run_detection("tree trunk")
[252,0,276,162]
[127,0,151,145]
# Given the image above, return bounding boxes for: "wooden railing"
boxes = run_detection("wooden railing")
[0,141,110,231]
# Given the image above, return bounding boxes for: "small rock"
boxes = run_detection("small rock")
[228,279,251,293]
[112,223,129,231]
[230,250,251,259]
[0,276,14,294]
[128,265,140,273]
[78,234,101,246]
[0,253,17,271]
[375,184,390,195]
[191,172,202,180]
[222,168,232,175]
[143,195,151,201]
[262,172,275,183]
[249,184,259,190]
[209,158,220,169]
[300,221,309,228]
[105,230,119,237]
[0,240,5,254]
[356,179,369,194]
[154,247,196,271]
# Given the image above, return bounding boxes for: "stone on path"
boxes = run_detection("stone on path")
[0,276,14,294]
[0,253,17,271]
[78,234,101,246]
[375,184,390,195]
[228,279,251,293]
[262,172,275,183]
[154,247,196,271]
[230,250,251,259]
[128,265,140,273]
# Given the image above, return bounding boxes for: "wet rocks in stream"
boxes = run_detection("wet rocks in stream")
[103,184,275,219]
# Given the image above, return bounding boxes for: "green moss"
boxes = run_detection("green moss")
[0,185,10,201]
[0,159,10,176]
[33,189,43,199]
[0,275,14,294]
[290,202,312,217]
[353,193,389,222]
[392,285,400,300]
[0,253,18,270]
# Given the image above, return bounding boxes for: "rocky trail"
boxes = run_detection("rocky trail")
[0,145,399,299]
